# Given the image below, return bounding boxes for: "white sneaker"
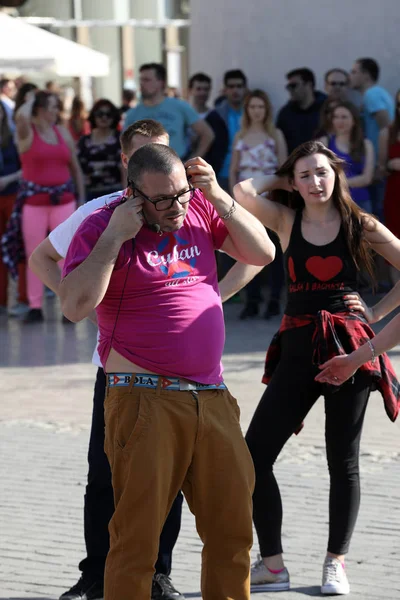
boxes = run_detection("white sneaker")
[250,554,290,592]
[321,557,350,595]
[8,302,30,317]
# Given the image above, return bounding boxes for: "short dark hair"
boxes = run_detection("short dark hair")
[139,63,167,83]
[120,119,169,154]
[224,69,247,87]
[357,58,380,82]
[325,68,349,83]
[127,143,181,188]
[88,98,120,129]
[0,78,11,92]
[122,89,136,103]
[286,68,316,88]
[189,72,212,89]
[32,91,56,117]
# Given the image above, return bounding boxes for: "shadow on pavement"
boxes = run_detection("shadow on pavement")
[290,586,322,596]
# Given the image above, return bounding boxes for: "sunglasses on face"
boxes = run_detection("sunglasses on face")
[95,110,112,118]
[286,82,300,91]
[130,184,195,211]
[328,81,347,87]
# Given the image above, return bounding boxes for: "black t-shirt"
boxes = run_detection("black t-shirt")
[276,91,327,153]
[77,131,121,193]
[284,210,359,316]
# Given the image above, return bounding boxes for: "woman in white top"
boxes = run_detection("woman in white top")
[229,89,287,190]
[229,89,288,320]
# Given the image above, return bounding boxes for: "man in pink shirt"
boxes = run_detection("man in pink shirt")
[60,143,275,600]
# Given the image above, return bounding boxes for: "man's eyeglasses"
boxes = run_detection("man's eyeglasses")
[131,184,195,211]
[327,81,347,87]
[95,110,112,118]
[226,83,245,89]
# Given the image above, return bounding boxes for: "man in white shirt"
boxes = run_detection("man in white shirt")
[30,120,186,600]
[30,119,261,600]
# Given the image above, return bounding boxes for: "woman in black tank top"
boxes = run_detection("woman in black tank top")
[234,141,400,595]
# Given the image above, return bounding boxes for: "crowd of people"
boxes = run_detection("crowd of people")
[1,56,400,600]
[1,59,400,323]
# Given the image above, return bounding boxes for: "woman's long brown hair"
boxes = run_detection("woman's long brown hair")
[389,90,400,146]
[271,140,376,281]
[331,101,365,162]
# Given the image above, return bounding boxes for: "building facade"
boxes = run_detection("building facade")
[18,0,189,105]
[190,0,400,113]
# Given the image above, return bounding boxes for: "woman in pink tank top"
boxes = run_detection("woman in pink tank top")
[15,90,85,323]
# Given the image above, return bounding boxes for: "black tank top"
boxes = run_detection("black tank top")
[284,210,359,316]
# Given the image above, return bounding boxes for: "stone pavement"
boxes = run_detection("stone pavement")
[1,298,400,599]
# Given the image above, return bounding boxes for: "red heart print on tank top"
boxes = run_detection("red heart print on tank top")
[288,256,296,282]
[305,256,343,282]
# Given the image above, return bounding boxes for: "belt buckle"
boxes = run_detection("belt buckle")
[179,379,197,391]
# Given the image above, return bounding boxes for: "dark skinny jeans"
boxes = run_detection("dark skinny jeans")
[246,324,371,557]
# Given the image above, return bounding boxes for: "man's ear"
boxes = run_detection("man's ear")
[121,152,128,170]
[125,186,134,198]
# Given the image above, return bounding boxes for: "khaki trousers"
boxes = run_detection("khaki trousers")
[103,377,255,600]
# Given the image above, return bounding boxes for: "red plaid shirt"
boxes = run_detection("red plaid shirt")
[263,311,400,430]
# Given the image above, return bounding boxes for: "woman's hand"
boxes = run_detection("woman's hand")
[315,354,360,386]
[25,90,37,104]
[387,158,400,172]
[343,293,376,323]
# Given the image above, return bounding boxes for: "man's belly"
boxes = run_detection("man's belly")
[105,348,156,375]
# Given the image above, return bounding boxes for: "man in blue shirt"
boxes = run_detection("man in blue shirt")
[350,57,395,219]
[124,63,214,159]
[205,69,247,192]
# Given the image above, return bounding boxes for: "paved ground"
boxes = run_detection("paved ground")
[1,296,400,599]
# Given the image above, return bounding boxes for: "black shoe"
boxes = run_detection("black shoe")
[239,302,259,320]
[62,314,75,324]
[264,299,280,319]
[23,308,44,323]
[59,573,103,600]
[152,574,185,600]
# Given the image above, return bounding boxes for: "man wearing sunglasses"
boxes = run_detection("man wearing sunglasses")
[276,67,327,153]
[59,145,275,600]
[324,68,350,101]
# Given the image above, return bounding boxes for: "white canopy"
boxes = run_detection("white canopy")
[0,13,109,77]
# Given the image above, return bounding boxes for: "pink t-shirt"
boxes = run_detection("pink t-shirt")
[63,190,229,383]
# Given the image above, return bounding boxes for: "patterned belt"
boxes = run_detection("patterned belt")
[107,372,227,391]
